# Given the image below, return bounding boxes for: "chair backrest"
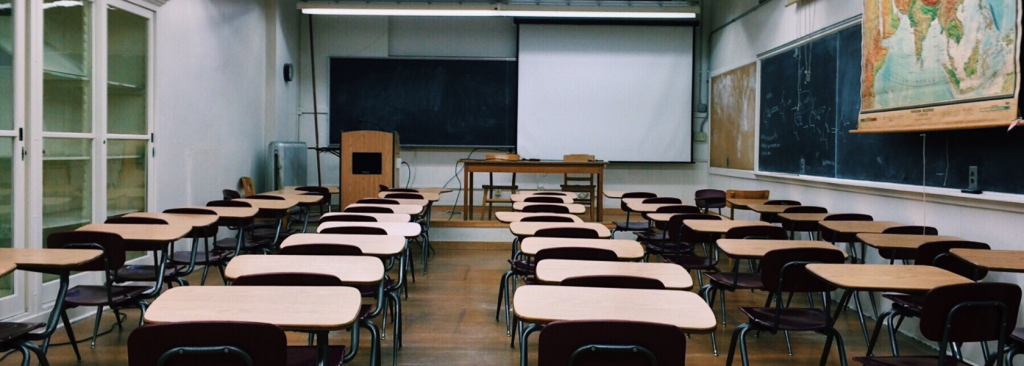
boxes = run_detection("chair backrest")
[915,241,991,281]
[919,283,1021,345]
[222,189,241,200]
[320,214,378,223]
[524,196,566,203]
[693,189,726,210]
[882,225,938,235]
[382,193,425,200]
[724,226,788,240]
[127,321,287,366]
[231,272,343,287]
[666,214,721,243]
[822,213,873,221]
[345,206,395,214]
[295,186,330,202]
[534,247,618,263]
[246,195,284,201]
[522,204,570,214]
[319,226,388,235]
[521,216,576,223]
[357,198,399,205]
[764,200,800,206]
[538,320,686,366]
[653,205,701,214]
[620,192,657,211]
[534,192,567,196]
[207,200,251,208]
[279,244,364,256]
[46,231,127,272]
[820,214,874,242]
[240,177,256,197]
[563,154,595,162]
[782,206,827,214]
[642,197,683,204]
[760,248,846,294]
[164,208,219,237]
[561,275,666,290]
[382,188,418,193]
[486,153,520,161]
[105,217,169,225]
[534,227,600,239]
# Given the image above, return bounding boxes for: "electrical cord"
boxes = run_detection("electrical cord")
[402,161,412,189]
[442,148,509,220]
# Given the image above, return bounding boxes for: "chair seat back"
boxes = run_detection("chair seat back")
[128,321,288,366]
[539,320,686,366]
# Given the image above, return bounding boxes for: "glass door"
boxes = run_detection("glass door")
[0,0,26,317]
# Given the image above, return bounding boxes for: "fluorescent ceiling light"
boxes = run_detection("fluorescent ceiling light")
[301,5,696,19]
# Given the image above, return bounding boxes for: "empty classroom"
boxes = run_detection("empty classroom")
[1,0,1023,365]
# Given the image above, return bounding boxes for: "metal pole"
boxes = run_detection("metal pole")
[308,14,323,186]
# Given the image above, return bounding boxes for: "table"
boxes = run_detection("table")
[624,201,692,213]
[0,248,102,353]
[345,203,424,215]
[123,212,218,228]
[951,249,1024,273]
[318,222,422,237]
[806,263,972,344]
[511,202,586,214]
[748,204,800,214]
[272,185,340,195]
[647,213,730,223]
[516,191,575,197]
[509,222,611,238]
[858,233,964,253]
[179,205,258,219]
[510,194,574,203]
[235,198,300,243]
[602,190,632,199]
[321,212,412,223]
[683,219,771,234]
[818,221,903,236]
[494,212,583,224]
[512,286,715,366]
[280,234,405,258]
[777,213,830,223]
[78,223,192,289]
[519,238,644,260]
[535,259,693,290]
[0,261,13,277]
[716,239,847,259]
[461,159,607,221]
[225,254,385,285]
[144,286,363,366]
[369,198,429,207]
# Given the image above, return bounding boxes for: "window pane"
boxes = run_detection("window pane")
[0,0,14,131]
[42,138,91,282]
[107,7,146,135]
[0,138,12,297]
[107,139,145,216]
[43,0,92,133]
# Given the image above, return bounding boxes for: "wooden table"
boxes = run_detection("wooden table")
[262,193,323,205]
[519,238,644,260]
[0,261,13,278]
[280,234,405,258]
[777,213,831,224]
[368,198,429,207]
[123,212,218,229]
[951,249,1024,273]
[179,205,258,219]
[0,248,102,350]
[806,263,972,344]
[321,212,412,223]
[344,203,424,215]
[624,201,692,213]
[535,259,693,290]
[602,190,632,199]
[858,233,964,251]
[461,159,607,221]
[77,223,191,245]
[726,198,770,210]
[317,222,422,238]
[145,286,363,366]
[818,221,903,236]
[648,213,730,223]
[683,219,771,234]
[225,255,385,285]
[235,197,299,211]
[495,212,583,224]
[509,222,611,238]
[516,191,575,197]
[716,239,847,259]
[510,194,574,203]
[511,202,586,214]
[748,204,800,214]
[513,286,715,366]
[379,191,441,202]
[279,185,340,195]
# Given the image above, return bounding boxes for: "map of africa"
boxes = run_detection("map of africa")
[862,0,1017,112]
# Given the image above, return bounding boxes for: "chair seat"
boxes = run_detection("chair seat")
[286,345,345,366]
[706,272,763,290]
[509,259,534,275]
[355,279,397,297]
[170,250,231,265]
[635,231,668,242]
[740,307,830,331]
[0,322,44,344]
[852,356,971,366]
[65,285,150,306]
[613,221,650,232]
[646,241,693,255]
[662,254,715,271]
[115,264,189,282]
[881,293,924,314]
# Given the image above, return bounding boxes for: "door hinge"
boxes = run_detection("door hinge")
[21,147,25,161]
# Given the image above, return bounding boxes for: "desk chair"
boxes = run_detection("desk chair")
[780,206,827,239]
[539,320,687,366]
[165,208,224,286]
[694,189,726,215]
[0,322,49,366]
[612,192,657,237]
[759,200,801,223]
[240,177,256,197]
[482,154,520,220]
[877,226,938,265]
[127,321,315,366]
[207,200,266,256]
[560,154,597,221]
[105,217,189,288]
[725,189,769,219]
[702,226,789,328]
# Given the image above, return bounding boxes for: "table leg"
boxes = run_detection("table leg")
[596,170,604,222]
[34,270,71,352]
[343,321,360,363]
[463,166,471,220]
[519,323,541,366]
[316,330,328,366]
[301,205,311,233]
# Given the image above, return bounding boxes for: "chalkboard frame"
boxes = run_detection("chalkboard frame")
[328,56,519,148]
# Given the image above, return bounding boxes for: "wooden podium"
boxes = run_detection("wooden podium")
[339,131,400,209]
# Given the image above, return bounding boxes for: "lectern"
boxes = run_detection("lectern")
[339,131,400,208]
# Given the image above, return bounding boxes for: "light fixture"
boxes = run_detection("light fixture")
[299,2,697,19]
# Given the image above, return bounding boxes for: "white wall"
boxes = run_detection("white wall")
[708,0,1024,361]
[293,16,708,209]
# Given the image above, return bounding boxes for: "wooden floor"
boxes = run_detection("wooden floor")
[19,245,936,366]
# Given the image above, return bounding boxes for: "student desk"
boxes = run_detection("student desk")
[495,212,583,224]
[513,286,716,366]
[225,254,385,286]
[318,222,421,237]
[857,233,964,259]
[77,223,192,294]
[624,201,692,213]
[321,212,412,223]
[123,212,218,229]
[716,239,847,259]
[180,205,259,219]
[777,213,830,224]
[263,193,325,233]
[509,194,574,203]
[274,185,340,195]
[747,204,800,214]
[819,221,903,262]
[345,203,424,215]
[647,213,731,223]
[145,286,363,366]
[519,238,644,260]
[0,261,13,277]
[236,197,300,244]
[515,191,575,197]
[509,222,611,238]
[0,248,102,352]
[281,233,406,258]
[951,248,1024,273]
[535,259,693,290]
[511,202,586,214]
[725,198,771,218]
[460,159,607,221]
[368,198,429,207]
[378,191,441,202]
[602,190,632,199]
[683,220,771,234]
[806,264,972,345]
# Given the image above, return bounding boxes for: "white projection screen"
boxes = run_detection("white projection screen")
[516,24,694,162]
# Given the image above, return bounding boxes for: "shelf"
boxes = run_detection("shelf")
[43,69,89,81]
[108,81,142,90]
[42,156,90,161]
[107,155,143,160]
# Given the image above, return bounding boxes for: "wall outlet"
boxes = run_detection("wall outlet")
[694,132,708,142]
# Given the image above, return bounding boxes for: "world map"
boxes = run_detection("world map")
[862,0,1017,112]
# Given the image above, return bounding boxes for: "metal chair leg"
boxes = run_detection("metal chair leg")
[59,309,81,361]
